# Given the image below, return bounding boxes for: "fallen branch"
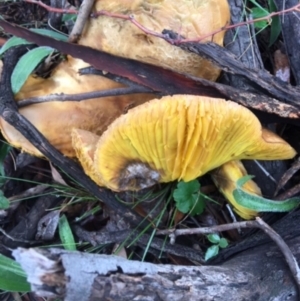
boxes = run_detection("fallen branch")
[13,227,300,301]
[68,0,95,43]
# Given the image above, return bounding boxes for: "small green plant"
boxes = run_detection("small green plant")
[205,234,228,261]
[173,180,205,216]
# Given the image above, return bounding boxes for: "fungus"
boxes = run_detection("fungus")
[0,57,153,157]
[72,95,296,194]
[79,0,230,81]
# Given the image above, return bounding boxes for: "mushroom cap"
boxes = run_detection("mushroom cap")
[0,57,153,157]
[211,160,261,220]
[79,0,230,80]
[90,95,296,191]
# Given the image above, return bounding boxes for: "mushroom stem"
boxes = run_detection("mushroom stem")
[210,160,261,220]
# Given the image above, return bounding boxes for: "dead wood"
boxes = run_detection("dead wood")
[13,230,300,301]
[11,211,300,301]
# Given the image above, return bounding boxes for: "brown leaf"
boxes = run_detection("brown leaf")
[50,162,68,186]
[274,49,290,83]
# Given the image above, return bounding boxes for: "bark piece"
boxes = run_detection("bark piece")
[273,0,300,85]
[223,0,264,89]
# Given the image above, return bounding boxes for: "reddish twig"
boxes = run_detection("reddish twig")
[23,0,300,44]
[24,0,78,14]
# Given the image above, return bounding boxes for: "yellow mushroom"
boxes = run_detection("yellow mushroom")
[0,57,154,157]
[80,0,230,81]
[72,95,296,193]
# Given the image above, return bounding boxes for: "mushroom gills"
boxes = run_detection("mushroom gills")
[72,95,296,189]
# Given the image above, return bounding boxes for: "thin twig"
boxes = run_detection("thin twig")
[256,217,300,292]
[157,221,254,236]
[17,85,155,107]
[73,226,205,263]
[17,67,156,107]
[68,0,95,43]
[25,0,78,14]
[254,160,277,184]
[0,227,36,244]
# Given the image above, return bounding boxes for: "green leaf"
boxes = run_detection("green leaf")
[0,37,31,56]
[205,245,219,261]
[219,238,229,249]
[11,46,54,94]
[173,180,205,215]
[268,0,281,46]
[233,189,300,212]
[0,254,30,292]
[0,190,9,209]
[233,176,300,212]
[62,14,77,23]
[207,233,220,244]
[251,7,270,29]
[59,214,76,250]
[30,28,68,41]
[249,0,269,11]
[269,15,280,46]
